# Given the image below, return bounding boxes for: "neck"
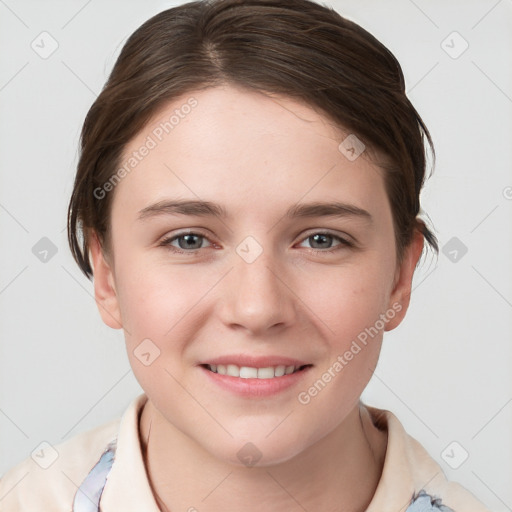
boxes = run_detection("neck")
[139,399,387,512]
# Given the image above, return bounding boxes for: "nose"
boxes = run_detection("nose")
[218,246,297,336]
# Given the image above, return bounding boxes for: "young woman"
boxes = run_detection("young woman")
[0,0,491,510]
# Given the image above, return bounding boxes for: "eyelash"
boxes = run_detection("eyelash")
[158,230,354,255]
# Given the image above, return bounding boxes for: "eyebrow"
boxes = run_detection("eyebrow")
[137,199,372,223]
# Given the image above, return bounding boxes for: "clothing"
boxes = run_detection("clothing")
[0,393,490,511]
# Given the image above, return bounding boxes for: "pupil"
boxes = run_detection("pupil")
[312,234,330,248]
[182,234,200,249]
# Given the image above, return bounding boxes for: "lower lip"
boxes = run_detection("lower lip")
[199,365,312,398]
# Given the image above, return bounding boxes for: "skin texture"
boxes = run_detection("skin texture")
[89,83,424,511]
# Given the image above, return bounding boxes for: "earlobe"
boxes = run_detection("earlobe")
[384,229,424,331]
[89,232,123,330]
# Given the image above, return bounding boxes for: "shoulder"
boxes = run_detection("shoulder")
[0,418,119,512]
[403,434,490,511]
[364,404,491,512]
[404,484,491,512]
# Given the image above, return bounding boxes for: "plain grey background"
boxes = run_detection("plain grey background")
[0,1,511,510]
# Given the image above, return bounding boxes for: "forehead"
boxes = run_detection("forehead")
[111,84,388,221]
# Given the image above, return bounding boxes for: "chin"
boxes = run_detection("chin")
[206,428,313,469]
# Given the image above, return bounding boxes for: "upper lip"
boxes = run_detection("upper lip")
[199,355,312,368]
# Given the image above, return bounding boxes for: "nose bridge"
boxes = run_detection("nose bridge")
[220,238,295,334]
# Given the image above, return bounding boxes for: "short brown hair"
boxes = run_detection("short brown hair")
[67,0,438,280]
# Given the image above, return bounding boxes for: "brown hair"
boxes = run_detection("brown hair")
[67,0,438,280]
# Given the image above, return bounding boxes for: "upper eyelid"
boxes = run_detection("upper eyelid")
[297,229,353,243]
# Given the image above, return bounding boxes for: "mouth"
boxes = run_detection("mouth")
[200,363,312,379]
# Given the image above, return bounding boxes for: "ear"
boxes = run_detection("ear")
[89,231,123,330]
[384,228,424,331]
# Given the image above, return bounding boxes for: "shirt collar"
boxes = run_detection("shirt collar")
[100,392,160,511]
[364,404,448,511]
[99,394,447,511]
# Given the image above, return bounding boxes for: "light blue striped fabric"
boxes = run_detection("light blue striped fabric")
[405,490,455,512]
[72,439,117,512]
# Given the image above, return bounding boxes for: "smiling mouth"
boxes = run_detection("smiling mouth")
[201,363,312,379]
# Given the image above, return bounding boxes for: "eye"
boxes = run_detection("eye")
[158,230,354,255]
[296,231,353,252]
[159,231,212,253]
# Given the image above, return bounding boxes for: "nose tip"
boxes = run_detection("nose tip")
[220,253,295,335]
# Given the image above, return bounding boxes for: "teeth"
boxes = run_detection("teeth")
[240,366,258,378]
[226,364,239,377]
[274,365,285,377]
[207,363,304,378]
[257,367,275,379]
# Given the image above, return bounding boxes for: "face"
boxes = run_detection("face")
[90,84,423,466]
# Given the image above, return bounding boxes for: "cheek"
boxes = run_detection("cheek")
[114,259,206,346]
[117,264,209,396]
[295,260,392,399]
[294,277,388,427]
[302,260,393,343]
[324,285,385,383]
